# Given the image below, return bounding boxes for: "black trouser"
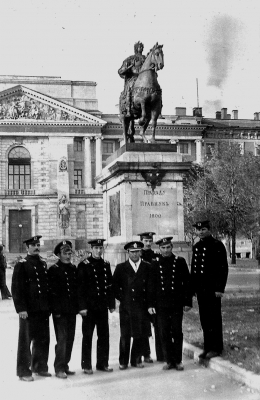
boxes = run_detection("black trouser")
[119,336,148,366]
[53,313,76,373]
[16,311,50,377]
[157,306,183,365]
[142,337,151,358]
[197,291,223,354]
[153,315,165,361]
[81,309,109,369]
[0,269,11,299]
[0,284,12,299]
[142,317,164,361]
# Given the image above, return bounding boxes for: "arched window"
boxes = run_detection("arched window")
[8,147,31,189]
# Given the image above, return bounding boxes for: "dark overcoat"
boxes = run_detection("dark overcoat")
[148,254,192,310]
[11,255,49,314]
[113,260,151,339]
[77,256,115,311]
[48,260,78,315]
[141,248,157,263]
[0,254,7,288]
[190,235,228,295]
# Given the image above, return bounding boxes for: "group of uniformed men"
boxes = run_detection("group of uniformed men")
[11,220,228,382]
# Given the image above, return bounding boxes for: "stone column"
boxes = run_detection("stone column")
[195,139,203,164]
[95,136,103,177]
[83,136,92,188]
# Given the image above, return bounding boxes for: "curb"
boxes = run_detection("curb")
[229,267,260,272]
[183,341,260,393]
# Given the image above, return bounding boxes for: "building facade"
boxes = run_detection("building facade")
[1,76,258,255]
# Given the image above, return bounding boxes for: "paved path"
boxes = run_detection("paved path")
[0,270,259,400]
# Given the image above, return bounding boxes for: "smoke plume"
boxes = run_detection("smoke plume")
[206,15,240,88]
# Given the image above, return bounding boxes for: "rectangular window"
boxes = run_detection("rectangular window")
[179,143,189,154]
[74,169,82,188]
[102,141,115,164]
[8,164,31,189]
[74,139,83,152]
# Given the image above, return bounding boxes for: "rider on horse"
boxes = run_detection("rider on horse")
[118,41,146,117]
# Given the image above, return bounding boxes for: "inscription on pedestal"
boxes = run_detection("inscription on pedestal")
[132,188,177,236]
[109,192,121,237]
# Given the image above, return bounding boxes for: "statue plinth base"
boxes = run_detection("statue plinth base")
[96,144,192,268]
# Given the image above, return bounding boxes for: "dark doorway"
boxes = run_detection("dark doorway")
[9,210,31,253]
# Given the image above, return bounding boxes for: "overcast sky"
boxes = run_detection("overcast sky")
[1,0,260,118]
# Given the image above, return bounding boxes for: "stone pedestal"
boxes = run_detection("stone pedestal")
[96,143,192,268]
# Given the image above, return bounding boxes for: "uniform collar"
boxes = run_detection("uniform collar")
[89,256,103,263]
[57,259,73,268]
[129,258,141,270]
[200,235,213,242]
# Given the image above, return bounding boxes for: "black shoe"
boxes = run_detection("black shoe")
[83,368,93,375]
[65,370,75,375]
[96,366,113,372]
[37,371,52,377]
[144,356,153,363]
[205,351,220,359]
[19,376,34,382]
[56,371,67,379]
[162,363,175,370]
[119,365,128,370]
[198,351,207,359]
[131,363,144,368]
[175,362,184,371]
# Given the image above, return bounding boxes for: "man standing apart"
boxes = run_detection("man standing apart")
[48,240,78,379]
[190,220,228,362]
[12,236,50,382]
[77,239,115,374]
[113,241,151,370]
[148,237,192,371]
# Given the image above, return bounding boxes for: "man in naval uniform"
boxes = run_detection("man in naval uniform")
[148,237,192,371]
[48,240,78,379]
[113,241,151,370]
[11,235,51,382]
[139,232,164,362]
[190,220,228,361]
[77,239,115,375]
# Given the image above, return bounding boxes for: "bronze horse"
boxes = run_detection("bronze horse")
[119,43,164,143]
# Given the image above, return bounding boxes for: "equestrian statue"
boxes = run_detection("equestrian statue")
[118,41,164,143]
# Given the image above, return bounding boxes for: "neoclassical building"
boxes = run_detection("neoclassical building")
[0,76,207,253]
[1,75,259,254]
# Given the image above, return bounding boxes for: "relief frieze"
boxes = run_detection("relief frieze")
[0,94,81,121]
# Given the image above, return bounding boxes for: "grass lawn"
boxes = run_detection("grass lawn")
[183,293,260,374]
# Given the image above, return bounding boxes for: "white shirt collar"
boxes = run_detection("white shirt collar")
[129,258,141,272]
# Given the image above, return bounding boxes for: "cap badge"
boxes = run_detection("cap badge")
[198,223,201,227]
[163,238,167,242]
[62,240,66,245]
[34,236,37,241]
[98,239,101,243]
[133,242,137,248]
